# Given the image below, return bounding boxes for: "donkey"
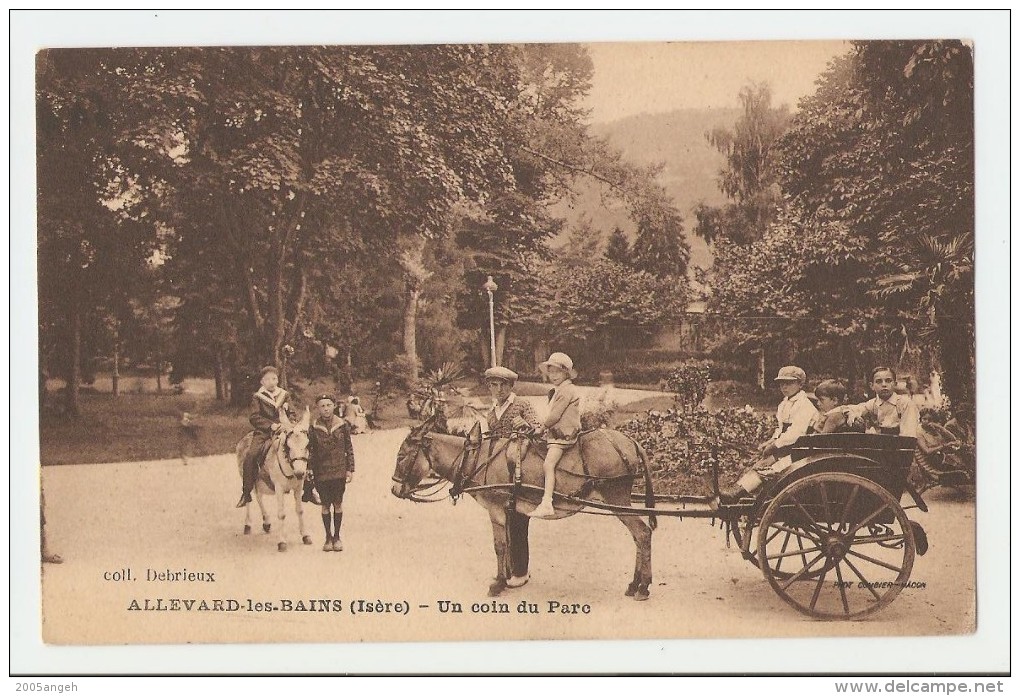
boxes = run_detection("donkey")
[391,420,657,600]
[235,407,313,552]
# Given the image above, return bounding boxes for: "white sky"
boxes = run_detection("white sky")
[584,40,849,123]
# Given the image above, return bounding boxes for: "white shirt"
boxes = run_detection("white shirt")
[492,392,516,422]
[772,389,818,449]
[848,394,920,437]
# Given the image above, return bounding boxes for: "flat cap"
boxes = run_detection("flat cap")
[484,366,519,383]
[774,365,807,383]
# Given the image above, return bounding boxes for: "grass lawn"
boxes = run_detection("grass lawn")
[40,374,774,466]
[40,392,250,466]
[39,377,424,466]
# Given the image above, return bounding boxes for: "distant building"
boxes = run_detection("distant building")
[650,300,708,353]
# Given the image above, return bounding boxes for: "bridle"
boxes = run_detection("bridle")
[391,429,447,502]
[274,427,308,481]
[392,423,514,503]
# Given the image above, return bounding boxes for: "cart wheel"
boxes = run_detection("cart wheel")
[757,472,916,620]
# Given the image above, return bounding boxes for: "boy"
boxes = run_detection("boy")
[846,367,920,437]
[309,394,356,551]
[236,366,296,508]
[810,379,850,434]
[484,366,540,439]
[529,353,582,519]
[717,365,817,504]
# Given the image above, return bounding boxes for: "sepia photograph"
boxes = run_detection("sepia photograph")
[11,9,1010,677]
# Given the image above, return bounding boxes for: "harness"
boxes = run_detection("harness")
[268,429,306,481]
[393,428,641,505]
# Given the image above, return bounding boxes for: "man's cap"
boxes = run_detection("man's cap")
[259,365,280,378]
[484,366,519,383]
[774,365,806,383]
[314,393,336,403]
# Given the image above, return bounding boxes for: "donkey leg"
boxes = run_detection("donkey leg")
[254,486,271,533]
[243,497,253,535]
[275,489,288,552]
[615,514,653,601]
[295,486,312,545]
[487,507,511,597]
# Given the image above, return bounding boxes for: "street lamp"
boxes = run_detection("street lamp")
[483,275,498,367]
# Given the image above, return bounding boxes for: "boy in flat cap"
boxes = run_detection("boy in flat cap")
[717,365,817,504]
[309,394,356,551]
[236,366,296,508]
[484,366,540,438]
[483,366,540,587]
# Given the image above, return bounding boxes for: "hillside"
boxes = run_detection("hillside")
[551,107,741,271]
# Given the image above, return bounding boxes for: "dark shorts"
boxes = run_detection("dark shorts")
[315,478,347,506]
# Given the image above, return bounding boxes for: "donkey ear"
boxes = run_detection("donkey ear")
[280,408,293,429]
[467,420,482,446]
[299,406,311,429]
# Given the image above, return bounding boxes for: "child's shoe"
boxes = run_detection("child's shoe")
[529,499,556,519]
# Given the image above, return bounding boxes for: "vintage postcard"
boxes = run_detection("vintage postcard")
[13,9,1010,676]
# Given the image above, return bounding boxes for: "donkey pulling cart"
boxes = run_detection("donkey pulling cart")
[391,423,929,621]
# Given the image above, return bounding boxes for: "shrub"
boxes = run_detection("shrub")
[619,407,774,495]
[662,362,712,412]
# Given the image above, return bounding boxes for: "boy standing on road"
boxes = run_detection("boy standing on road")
[309,394,356,552]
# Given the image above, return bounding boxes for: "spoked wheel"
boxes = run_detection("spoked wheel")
[757,472,916,620]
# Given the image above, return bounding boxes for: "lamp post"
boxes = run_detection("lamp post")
[483,275,498,367]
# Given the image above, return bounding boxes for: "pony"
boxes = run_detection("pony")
[235,407,313,552]
[391,419,657,600]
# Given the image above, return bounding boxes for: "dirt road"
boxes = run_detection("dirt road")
[41,427,975,645]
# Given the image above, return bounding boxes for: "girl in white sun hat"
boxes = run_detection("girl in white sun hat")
[529,352,582,519]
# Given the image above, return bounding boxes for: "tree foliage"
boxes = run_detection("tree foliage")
[694,83,790,245]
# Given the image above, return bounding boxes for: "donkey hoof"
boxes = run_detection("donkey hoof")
[243,525,252,535]
[487,580,506,597]
[624,581,640,597]
[277,542,288,552]
[263,523,271,533]
[301,535,313,545]
[633,585,650,602]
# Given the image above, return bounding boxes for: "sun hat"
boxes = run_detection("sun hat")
[773,365,806,383]
[539,352,578,380]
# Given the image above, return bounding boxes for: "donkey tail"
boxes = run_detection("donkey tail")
[633,440,657,532]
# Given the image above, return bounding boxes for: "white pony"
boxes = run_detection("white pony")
[235,407,313,552]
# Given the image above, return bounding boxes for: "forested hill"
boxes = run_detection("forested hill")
[554,107,741,271]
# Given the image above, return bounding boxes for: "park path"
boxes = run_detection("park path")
[41,427,975,646]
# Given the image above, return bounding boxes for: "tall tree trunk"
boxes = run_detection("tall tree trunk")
[229,358,248,407]
[495,326,507,367]
[403,285,420,381]
[67,303,81,417]
[479,332,489,370]
[155,340,163,394]
[111,333,120,397]
[213,352,225,401]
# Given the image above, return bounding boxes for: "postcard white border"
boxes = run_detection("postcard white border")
[8,9,1011,675]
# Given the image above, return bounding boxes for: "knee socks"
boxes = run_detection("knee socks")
[332,511,343,540]
[321,512,332,539]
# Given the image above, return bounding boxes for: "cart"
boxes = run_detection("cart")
[587,432,929,620]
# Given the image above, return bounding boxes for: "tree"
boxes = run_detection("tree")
[605,226,631,265]
[37,50,162,415]
[694,83,790,245]
[516,256,688,362]
[630,210,690,280]
[777,41,974,406]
